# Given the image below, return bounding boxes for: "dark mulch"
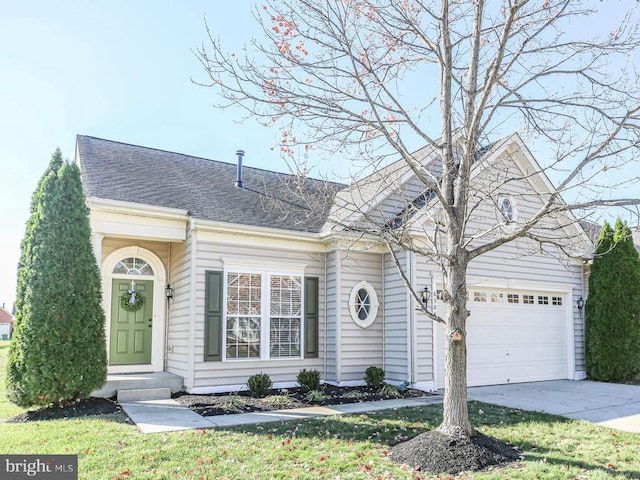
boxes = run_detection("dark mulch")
[391,430,521,475]
[174,384,432,417]
[5,397,129,424]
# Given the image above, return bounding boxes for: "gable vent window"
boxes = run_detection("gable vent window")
[349,281,379,328]
[498,196,517,223]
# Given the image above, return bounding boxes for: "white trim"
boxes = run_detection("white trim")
[222,270,305,362]
[574,371,587,381]
[102,246,167,374]
[465,276,574,293]
[335,252,342,383]
[566,291,577,379]
[186,227,197,390]
[87,197,189,220]
[348,281,380,328]
[222,257,307,273]
[406,252,414,383]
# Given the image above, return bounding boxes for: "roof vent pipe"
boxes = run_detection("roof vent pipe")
[235,149,244,188]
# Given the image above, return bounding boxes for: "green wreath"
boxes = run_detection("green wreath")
[120,290,144,312]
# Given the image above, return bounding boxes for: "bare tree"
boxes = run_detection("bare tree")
[195,0,640,439]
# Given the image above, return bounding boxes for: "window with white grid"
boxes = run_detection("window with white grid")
[226,273,262,359]
[269,275,302,358]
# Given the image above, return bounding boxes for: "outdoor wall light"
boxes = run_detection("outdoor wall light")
[576,296,584,311]
[165,284,174,307]
[421,286,431,309]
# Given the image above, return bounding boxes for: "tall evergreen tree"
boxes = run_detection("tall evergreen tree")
[585,219,640,382]
[6,150,107,407]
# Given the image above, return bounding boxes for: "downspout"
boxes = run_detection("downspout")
[323,251,328,383]
[335,250,342,384]
[381,252,385,372]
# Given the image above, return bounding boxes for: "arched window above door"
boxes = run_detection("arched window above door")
[113,257,154,275]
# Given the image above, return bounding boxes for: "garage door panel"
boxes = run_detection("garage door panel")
[435,287,568,389]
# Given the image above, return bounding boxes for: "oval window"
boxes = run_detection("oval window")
[349,281,379,328]
[498,196,517,223]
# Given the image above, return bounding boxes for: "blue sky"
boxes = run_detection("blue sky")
[0,2,637,309]
[0,1,291,308]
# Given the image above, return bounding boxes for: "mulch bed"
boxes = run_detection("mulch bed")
[173,384,432,416]
[5,397,128,424]
[391,430,522,475]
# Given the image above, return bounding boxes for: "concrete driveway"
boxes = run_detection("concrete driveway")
[467,380,640,433]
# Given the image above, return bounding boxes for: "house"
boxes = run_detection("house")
[0,304,14,340]
[76,133,592,395]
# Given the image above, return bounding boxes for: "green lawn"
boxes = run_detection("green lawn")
[1,340,639,479]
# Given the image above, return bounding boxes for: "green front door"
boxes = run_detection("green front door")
[110,279,153,365]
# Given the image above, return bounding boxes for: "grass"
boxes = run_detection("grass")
[1,340,640,479]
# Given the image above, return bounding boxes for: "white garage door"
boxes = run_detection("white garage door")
[435,288,568,389]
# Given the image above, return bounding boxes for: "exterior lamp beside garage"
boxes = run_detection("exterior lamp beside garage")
[421,286,431,311]
[165,284,174,308]
[576,296,584,312]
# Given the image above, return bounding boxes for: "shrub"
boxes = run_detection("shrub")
[247,373,272,397]
[378,383,402,398]
[6,152,107,407]
[297,368,321,392]
[304,389,325,402]
[364,366,385,387]
[585,219,640,382]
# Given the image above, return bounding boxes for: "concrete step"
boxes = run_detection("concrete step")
[117,387,171,402]
[92,372,183,398]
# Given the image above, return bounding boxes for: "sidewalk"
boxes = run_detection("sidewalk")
[120,395,443,434]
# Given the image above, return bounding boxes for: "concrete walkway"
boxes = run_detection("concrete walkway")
[120,396,443,434]
[468,380,640,433]
[121,380,640,434]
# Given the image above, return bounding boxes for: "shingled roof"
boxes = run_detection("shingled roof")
[76,135,345,233]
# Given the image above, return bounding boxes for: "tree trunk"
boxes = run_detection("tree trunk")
[437,262,473,439]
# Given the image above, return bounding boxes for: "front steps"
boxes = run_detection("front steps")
[117,387,171,402]
[91,372,183,399]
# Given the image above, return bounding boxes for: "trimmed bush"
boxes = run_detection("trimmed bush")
[297,368,321,392]
[247,373,272,397]
[6,151,107,407]
[585,219,640,382]
[364,366,385,387]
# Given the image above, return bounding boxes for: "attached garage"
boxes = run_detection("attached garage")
[435,287,571,389]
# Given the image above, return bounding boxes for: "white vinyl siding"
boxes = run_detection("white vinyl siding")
[325,251,339,382]
[191,238,325,391]
[165,233,192,380]
[336,251,383,383]
[383,251,409,383]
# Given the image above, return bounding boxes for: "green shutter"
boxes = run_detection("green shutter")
[204,271,223,361]
[304,276,319,358]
